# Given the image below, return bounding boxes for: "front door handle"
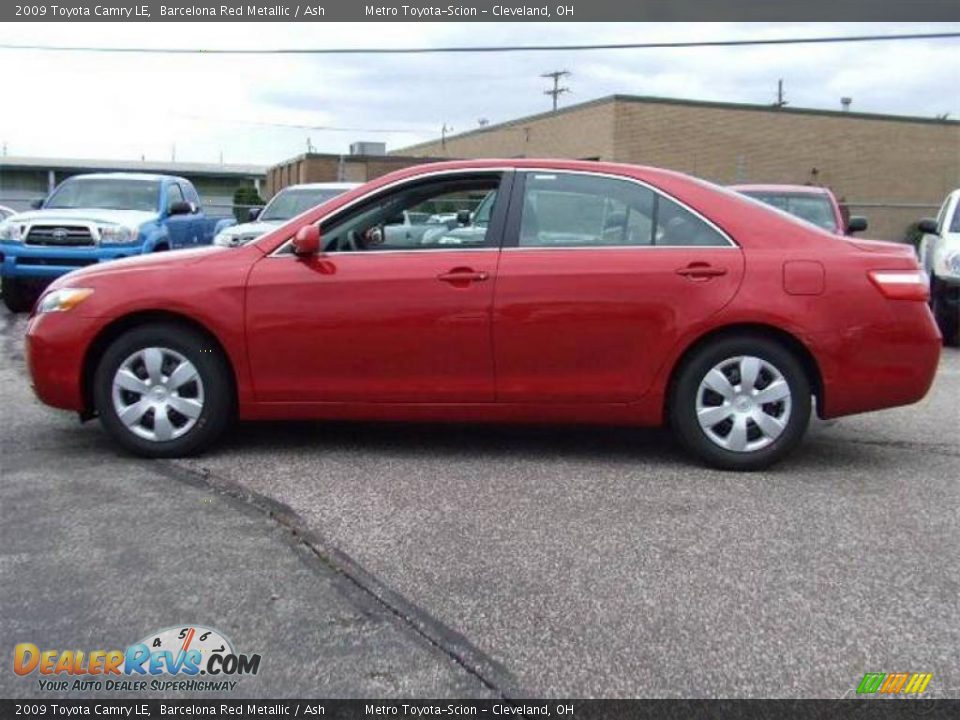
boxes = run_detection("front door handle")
[676,263,728,279]
[437,268,489,284]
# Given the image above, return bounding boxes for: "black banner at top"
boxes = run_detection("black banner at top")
[2,0,959,22]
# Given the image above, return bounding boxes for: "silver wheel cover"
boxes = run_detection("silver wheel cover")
[111,347,205,442]
[695,355,792,453]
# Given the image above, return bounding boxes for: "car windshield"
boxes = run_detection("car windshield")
[740,191,838,233]
[45,179,161,212]
[261,188,345,221]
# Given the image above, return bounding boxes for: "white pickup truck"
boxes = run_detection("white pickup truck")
[918,188,960,345]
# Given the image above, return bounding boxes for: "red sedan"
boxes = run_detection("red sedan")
[24,160,940,470]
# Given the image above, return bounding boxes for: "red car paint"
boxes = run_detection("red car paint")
[26,159,940,429]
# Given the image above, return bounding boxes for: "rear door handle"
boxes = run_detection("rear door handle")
[676,263,728,279]
[437,269,489,284]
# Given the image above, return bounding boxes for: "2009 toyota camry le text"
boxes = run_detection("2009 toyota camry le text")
[23,160,941,470]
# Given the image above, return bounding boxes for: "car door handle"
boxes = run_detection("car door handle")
[676,263,727,279]
[437,269,489,283]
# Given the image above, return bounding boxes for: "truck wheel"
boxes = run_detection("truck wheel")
[670,335,812,471]
[931,280,959,347]
[1,278,37,313]
[93,323,233,458]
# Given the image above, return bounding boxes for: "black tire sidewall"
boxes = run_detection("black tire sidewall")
[671,336,812,471]
[93,323,232,457]
[932,283,959,346]
[2,279,35,313]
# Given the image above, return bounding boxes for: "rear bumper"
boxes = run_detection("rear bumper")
[813,303,942,419]
[25,311,101,412]
[0,241,146,280]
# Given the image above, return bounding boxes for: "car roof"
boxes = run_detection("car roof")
[729,183,832,196]
[281,182,362,191]
[65,172,181,182]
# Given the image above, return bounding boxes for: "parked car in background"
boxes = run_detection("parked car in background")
[0,205,15,221]
[213,182,359,247]
[917,188,960,345]
[25,160,940,471]
[0,173,235,312]
[730,184,867,236]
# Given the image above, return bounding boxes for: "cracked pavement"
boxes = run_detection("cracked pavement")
[2,305,958,698]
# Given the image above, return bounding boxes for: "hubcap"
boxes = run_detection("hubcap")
[695,355,792,453]
[111,347,204,442]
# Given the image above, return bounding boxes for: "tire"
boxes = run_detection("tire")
[670,335,812,471]
[931,280,959,347]
[2,278,38,313]
[93,323,233,458]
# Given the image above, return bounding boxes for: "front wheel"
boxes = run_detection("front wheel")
[670,336,812,471]
[93,323,233,457]
[931,279,959,347]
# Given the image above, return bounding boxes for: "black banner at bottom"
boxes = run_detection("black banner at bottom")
[2,699,960,720]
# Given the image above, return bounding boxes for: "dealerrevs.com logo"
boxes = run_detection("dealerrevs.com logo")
[14,625,262,693]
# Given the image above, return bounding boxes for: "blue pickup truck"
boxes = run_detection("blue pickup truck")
[0,173,235,312]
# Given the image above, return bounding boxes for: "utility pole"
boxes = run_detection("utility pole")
[441,123,453,149]
[772,79,788,108]
[542,70,571,111]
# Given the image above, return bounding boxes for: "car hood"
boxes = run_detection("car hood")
[50,246,226,289]
[6,208,159,227]
[220,220,281,236]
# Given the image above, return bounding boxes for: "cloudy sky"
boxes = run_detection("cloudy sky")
[0,22,957,166]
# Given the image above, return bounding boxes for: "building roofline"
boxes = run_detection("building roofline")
[0,155,267,177]
[394,93,959,153]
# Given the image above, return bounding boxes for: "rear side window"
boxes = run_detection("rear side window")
[517,172,728,248]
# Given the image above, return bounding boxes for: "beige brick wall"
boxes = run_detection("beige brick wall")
[394,97,959,240]
[264,155,440,198]
[398,101,617,161]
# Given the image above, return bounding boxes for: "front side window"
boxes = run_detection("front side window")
[166,183,185,210]
[321,174,502,252]
[46,179,161,212]
[517,172,728,248]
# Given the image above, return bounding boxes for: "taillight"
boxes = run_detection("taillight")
[867,270,930,301]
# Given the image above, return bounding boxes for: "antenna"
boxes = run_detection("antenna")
[541,70,571,111]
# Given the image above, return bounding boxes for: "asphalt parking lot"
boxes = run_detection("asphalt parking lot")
[2,305,958,699]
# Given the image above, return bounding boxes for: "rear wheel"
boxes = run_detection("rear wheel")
[93,323,232,457]
[2,278,38,313]
[670,336,812,471]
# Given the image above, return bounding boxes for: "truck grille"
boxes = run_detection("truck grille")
[25,225,94,247]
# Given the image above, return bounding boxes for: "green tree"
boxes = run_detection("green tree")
[233,185,265,223]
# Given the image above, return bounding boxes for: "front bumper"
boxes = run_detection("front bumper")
[0,241,146,280]
[25,311,103,412]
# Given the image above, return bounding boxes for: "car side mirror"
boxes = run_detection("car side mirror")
[456,209,472,226]
[846,216,868,234]
[248,207,263,221]
[30,198,44,210]
[293,224,321,257]
[917,218,939,235]
[168,201,193,216]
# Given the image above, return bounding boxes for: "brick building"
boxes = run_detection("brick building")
[394,95,960,240]
[263,152,442,200]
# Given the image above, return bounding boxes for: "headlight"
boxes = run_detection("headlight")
[0,222,23,242]
[99,225,137,244]
[36,288,94,314]
[945,251,960,277]
[934,247,960,279]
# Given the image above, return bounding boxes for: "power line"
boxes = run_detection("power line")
[0,32,957,55]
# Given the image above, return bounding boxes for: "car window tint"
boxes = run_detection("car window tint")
[654,196,728,247]
[322,175,501,252]
[167,183,185,209]
[519,173,655,247]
